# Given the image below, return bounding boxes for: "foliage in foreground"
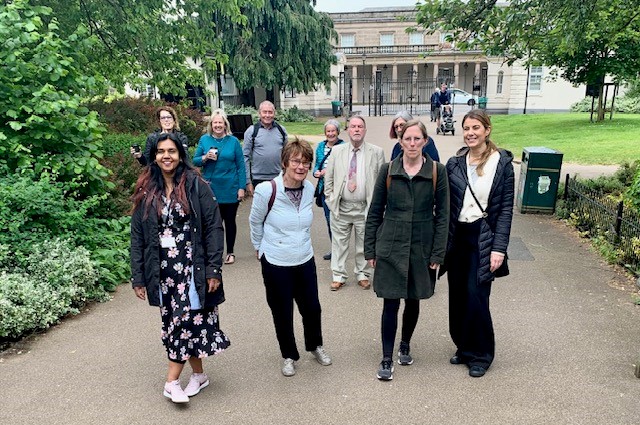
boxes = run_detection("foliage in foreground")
[0,239,107,339]
[557,161,640,276]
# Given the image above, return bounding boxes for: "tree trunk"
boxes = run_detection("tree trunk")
[596,84,605,122]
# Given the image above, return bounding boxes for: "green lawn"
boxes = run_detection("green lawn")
[280,121,326,136]
[490,113,640,165]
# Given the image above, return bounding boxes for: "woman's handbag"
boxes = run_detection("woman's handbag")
[313,184,323,207]
[313,146,333,208]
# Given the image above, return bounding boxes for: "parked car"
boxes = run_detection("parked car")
[450,88,474,105]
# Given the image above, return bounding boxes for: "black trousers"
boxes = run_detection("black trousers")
[381,298,420,359]
[260,256,323,360]
[218,202,239,254]
[447,220,495,369]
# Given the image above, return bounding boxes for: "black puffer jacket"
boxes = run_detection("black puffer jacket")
[442,147,514,284]
[130,173,225,307]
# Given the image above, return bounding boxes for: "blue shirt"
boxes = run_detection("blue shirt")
[193,134,246,204]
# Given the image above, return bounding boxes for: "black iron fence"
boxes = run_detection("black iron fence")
[564,175,640,274]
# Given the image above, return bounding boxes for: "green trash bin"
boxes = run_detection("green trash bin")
[516,147,564,214]
[478,96,488,109]
[331,100,342,117]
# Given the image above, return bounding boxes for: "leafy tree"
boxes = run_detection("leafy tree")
[219,0,337,99]
[31,0,255,95]
[0,0,108,191]
[416,0,640,121]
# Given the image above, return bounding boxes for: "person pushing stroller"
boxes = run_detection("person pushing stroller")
[434,83,452,132]
[437,104,456,136]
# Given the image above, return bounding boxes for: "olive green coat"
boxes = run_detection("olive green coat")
[364,156,449,299]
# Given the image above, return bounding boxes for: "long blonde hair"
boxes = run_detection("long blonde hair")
[462,110,498,176]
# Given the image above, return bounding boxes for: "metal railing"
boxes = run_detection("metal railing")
[335,44,481,56]
[564,175,640,273]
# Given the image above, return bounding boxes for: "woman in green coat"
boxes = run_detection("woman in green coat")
[364,120,449,381]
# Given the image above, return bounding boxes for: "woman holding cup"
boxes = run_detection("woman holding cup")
[193,109,246,265]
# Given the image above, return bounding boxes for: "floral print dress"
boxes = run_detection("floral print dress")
[159,196,230,363]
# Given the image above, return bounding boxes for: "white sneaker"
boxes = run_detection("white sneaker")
[163,379,189,403]
[312,346,332,366]
[184,373,209,397]
[282,358,296,377]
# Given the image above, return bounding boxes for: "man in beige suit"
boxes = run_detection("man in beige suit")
[324,116,385,291]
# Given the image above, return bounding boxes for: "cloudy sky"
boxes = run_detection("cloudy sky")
[314,0,420,13]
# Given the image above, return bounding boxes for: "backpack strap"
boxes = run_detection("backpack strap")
[263,179,276,223]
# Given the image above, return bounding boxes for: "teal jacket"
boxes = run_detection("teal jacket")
[193,134,246,204]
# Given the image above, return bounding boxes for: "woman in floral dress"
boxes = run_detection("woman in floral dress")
[131,132,230,403]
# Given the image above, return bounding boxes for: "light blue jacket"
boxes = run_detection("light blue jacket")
[249,174,314,266]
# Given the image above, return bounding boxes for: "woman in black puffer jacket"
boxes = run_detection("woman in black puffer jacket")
[441,109,514,378]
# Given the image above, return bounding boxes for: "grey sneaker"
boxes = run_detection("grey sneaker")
[282,358,296,377]
[312,346,332,366]
[376,357,394,381]
[397,341,414,366]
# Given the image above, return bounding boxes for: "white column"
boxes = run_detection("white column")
[352,65,359,105]
[433,63,439,85]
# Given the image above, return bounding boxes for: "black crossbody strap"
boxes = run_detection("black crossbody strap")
[460,162,488,218]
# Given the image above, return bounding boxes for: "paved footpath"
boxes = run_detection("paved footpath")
[1,116,637,425]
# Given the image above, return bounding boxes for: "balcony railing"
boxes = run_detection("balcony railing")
[335,44,480,56]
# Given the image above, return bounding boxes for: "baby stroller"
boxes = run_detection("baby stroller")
[436,104,455,136]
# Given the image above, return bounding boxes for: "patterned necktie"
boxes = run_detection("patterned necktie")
[348,148,358,192]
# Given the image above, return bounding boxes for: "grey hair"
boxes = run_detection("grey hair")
[393,110,413,122]
[324,119,341,132]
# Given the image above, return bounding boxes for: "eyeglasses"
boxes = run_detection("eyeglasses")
[159,116,174,121]
[394,123,405,130]
[290,159,312,168]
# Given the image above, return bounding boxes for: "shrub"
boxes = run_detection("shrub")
[278,105,315,122]
[571,95,640,114]
[0,173,130,291]
[224,105,259,122]
[88,97,206,145]
[99,151,143,218]
[0,239,107,339]
[625,167,640,212]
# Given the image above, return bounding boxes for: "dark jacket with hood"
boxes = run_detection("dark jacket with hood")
[441,147,514,285]
[130,173,225,307]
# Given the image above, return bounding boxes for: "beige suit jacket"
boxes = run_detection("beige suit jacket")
[323,141,385,219]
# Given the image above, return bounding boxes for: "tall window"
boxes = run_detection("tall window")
[409,32,423,45]
[496,71,504,94]
[340,34,355,53]
[379,33,394,53]
[529,66,543,92]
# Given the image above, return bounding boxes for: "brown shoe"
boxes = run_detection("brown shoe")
[330,281,345,291]
[357,279,371,290]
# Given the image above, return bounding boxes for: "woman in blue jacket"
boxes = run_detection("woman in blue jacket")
[193,109,246,265]
[312,119,345,260]
[389,111,440,162]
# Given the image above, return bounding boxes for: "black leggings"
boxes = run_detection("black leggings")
[218,202,239,254]
[381,298,420,358]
